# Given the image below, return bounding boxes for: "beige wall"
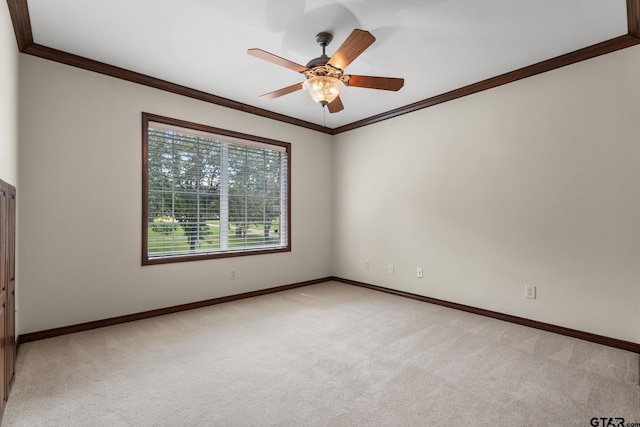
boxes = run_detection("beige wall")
[15,35,640,344]
[18,55,333,334]
[333,46,640,343]
[0,4,18,184]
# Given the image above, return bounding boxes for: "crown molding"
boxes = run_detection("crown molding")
[21,42,332,134]
[6,0,640,135]
[628,0,640,38]
[332,34,640,134]
[6,0,331,134]
[6,0,32,50]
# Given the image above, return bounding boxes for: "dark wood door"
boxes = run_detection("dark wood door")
[6,185,15,394]
[0,181,7,412]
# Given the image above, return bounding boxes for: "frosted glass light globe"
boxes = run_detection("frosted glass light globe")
[303,76,345,105]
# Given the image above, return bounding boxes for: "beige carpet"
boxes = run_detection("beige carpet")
[3,282,639,426]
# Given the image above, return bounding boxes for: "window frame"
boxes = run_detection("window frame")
[142,112,291,265]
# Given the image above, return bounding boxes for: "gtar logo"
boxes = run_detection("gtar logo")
[590,418,625,427]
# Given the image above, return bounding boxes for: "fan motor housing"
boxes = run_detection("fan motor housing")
[304,63,350,86]
[305,32,334,69]
[305,56,329,69]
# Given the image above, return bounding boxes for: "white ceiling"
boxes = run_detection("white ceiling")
[26,0,628,128]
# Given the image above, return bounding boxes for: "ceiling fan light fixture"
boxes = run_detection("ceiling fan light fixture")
[248,29,402,114]
[303,76,345,106]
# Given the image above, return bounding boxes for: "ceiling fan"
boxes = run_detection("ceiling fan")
[247,29,404,113]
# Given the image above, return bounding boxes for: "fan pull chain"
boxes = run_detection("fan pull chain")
[323,105,326,127]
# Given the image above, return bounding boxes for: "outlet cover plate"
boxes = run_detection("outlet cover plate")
[525,285,536,299]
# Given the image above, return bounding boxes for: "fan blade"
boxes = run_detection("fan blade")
[247,48,307,73]
[347,75,404,91]
[327,29,375,71]
[327,96,344,113]
[259,82,304,100]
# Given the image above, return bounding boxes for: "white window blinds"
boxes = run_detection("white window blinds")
[143,115,290,264]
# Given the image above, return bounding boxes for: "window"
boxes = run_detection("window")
[142,113,290,264]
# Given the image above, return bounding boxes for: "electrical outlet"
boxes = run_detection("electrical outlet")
[525,285,536,299]
[388,263,394,274]
[417,267,423,278]
[230,269,237,280]
[364,260,371,270]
